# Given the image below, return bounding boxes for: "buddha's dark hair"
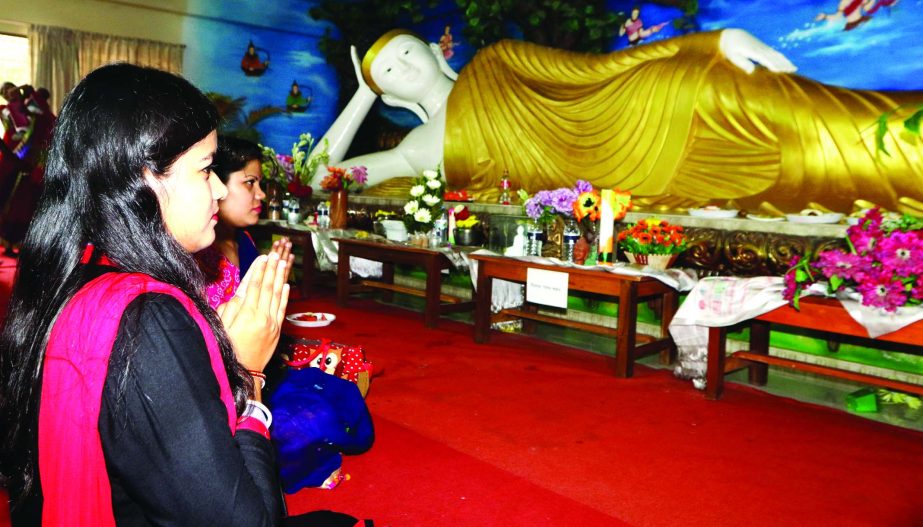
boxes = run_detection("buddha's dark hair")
[214,135,264,184]
[0,62,251,506]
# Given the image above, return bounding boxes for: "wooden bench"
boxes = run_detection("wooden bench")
[334,238,474,328]
[706,296,923,400]
[470,254,679,378]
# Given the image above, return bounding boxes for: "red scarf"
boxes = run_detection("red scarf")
[38,272,236,526]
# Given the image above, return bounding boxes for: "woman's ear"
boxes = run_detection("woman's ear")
[381,94,429,124]
[143,167,167,204]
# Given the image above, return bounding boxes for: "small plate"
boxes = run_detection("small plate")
[688,208,739,219]
[785,213,844,224]
[746,214,785,222]
[286,312,336,328]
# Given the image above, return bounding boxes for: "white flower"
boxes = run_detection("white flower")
[404,200,419,214]
[414,208,432,224]
[422,194,440,206]
[410,185,425,197]
[423,169,439,180]
[426,178,442,189]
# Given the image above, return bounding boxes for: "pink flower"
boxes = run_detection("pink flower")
[875,230,923,277]
[814,250,872,283]
[856,269,906,312]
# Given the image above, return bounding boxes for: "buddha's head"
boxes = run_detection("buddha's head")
[362,29,444,102]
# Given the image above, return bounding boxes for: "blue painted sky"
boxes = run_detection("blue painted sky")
[610,0,922,90]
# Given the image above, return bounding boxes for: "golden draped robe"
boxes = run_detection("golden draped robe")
[442,31,923,213]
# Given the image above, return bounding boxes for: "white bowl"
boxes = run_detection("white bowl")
[380,219,408,242]
[785,213,844,224]
[688,208,740,219]
[286,312,336,328]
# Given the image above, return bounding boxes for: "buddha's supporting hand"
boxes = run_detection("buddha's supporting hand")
[350,45,374,96]
[719,28,797,74]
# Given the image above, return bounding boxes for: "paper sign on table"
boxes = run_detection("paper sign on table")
[526,268,569,308]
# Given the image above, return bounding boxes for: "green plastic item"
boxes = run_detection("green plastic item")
[846,388,879,413]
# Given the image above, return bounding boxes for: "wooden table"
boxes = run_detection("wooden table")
[470,254,679,378]
[706,296,923,400]
[334,238,474,328]
[249,222,317,297]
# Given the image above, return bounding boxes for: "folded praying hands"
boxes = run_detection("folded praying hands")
[217,251,291,376]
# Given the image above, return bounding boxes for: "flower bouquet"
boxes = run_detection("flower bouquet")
[319,165,368,193]
[403,168,446,238]
[260,133,330,198]
[617,218,686,269]
[783,208,923,311]
[451,205,482,246]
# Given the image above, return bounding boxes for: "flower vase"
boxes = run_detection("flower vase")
[329,189,348,229]
[624,253,678,270]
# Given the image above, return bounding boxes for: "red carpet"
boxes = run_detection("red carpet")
[281,292,923,526]
[3,264,923,525]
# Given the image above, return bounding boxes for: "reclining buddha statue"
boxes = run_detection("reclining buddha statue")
[314,28,923,214]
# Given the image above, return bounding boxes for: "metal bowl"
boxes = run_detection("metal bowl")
[454,227,483,246]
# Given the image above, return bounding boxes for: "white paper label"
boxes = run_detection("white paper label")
[525,268,569,309]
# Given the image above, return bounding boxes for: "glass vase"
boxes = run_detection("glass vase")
[329,189,348,229]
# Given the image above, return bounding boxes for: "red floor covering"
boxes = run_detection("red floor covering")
[281,292,923,526]
[3,269,923,525]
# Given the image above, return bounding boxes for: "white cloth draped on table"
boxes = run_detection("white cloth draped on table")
[464,249,698,312]
[669,276,923,389]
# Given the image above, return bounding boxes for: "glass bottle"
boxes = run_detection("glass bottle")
[562,218,580,263]
[526,219,544,256]
[316,201,329,229]
[498,169,511,205]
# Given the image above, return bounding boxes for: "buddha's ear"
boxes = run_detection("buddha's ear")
[381,94,429,124]
[429,43,458,81]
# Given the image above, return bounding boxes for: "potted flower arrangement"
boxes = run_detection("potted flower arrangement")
[260,133,329,221]
[617,218,687,270]
[319,164,368,229]
[451,205,482,246]
[783,208,923,311]
[261,133,329,195]
[403,168,446,245]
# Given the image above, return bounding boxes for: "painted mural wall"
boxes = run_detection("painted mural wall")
[181,0,921,155]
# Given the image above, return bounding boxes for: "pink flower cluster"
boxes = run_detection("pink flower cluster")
[783,208,923,312]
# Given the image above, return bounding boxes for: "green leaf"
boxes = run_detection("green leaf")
[875,113,891,157]
[904,108,923,135]
[829,274,844,291]
[795,269,808,282]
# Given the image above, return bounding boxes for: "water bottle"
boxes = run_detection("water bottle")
[562,219,580,262]
[285,194,301,224]
[316,201,329,229]
[526,220,544,256]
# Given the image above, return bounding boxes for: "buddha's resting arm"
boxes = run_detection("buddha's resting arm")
[311,46,378,177]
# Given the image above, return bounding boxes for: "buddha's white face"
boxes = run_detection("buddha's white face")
[370,34,442,102]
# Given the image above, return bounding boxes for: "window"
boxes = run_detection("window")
[0,33,30,88]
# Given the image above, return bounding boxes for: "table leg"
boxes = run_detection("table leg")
[706,326,727,400]
[659,290,679,365]
[615,281,638,378]
[337,248,351,307]
[748,320,770,386]
[423,256,441,328]
[474,262,492,343]
[300,233,315,298]
[381,261,395,303]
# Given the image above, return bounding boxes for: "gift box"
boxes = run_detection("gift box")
[846,388,878,413]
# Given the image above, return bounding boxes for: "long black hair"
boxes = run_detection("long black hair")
[214,135,264,184]
[0,63,251,504]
